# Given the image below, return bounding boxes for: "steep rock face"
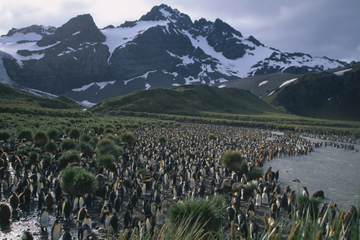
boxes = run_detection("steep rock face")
[271,66,360,120]
[37,14,106,46]
[2,25,56,37]
[109,25,194,80]
[3,14,110,95]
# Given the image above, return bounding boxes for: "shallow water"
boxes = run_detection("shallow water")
[263,137,360,211]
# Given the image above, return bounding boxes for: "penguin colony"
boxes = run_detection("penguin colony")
[0,123,357,239]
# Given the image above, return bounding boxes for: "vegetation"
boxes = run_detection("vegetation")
[96,138,122,159]
[167,195,227,238]
[34,130,48,146]
[208,134,217,141]
[17,128,33,141]
[61,139,77,152]
[68,128,81,140]
[45,141,58,153]
[120,132,136,145]
[221,151,247,172]
[60,166,98,197]
[248,167,263,180]
[0,131,11,141]
[157,135,166,144]
[28,151,39,165]
[58,150,80,169]
[96,154,115,168]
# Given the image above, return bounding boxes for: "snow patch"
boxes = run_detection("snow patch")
[78,100,95,108]
[145,83,151,90]
[258,80,268,86]
[172,83,181,87]
[123,70,157,85]
[334,69,352,76]
[279,78,297,88]
[218,83,228,88]
[268,90,275,96]
[72,31,81,36]
[101,20,169,64]
[72,80,116,92]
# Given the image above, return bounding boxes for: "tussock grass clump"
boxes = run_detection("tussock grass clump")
[68,128,81,140]
[120,132,136,145]
[60,166,97,197]
[248,167,263,180]
[58,150,80,169]
[79,141,93,156]
[96,138,122,159]
[221,151,247,172]
[47,128,59,140]
[0,131,11,141]
[167,195,226,238]
[80,133,91,143]
[61,139,77,152]
[45,141,58,153]
[34,130,48,146]
[28,151,39,165]
[208,134,217,141]
[96,154,115,168]
[17,128,33,141]
[157,135,166,144]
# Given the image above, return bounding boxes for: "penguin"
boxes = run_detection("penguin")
[45,192,54,210]
[110,213,119,234]
[161,196,168,212]
[40,207,50,232]
[78,223,91,240]
[38,188,45,210]
[77,207,88,224]
[255,192,262,208]
[82,214,92,230]
[247,209,255,222]
[23,185,31,207]
[114,195,122,212]
[55,183,62,203]
[302,186,309,197]
[73,195,79,212]
[156,205,164,225]
[249,220,258,240]
[9,192,19,210]
[0,203,12,223]
[104,213,112,231]
[124,208,132,228]
[22,230,34,240]
[78,195,84,209]
[63,198,72,221]
[241,187,247,201]
[227,204,236,222]
[51,219,62,240]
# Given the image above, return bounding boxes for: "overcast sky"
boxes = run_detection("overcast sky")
[1,0,359,62]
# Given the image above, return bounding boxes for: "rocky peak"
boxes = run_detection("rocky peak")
[2,25,56,37]
[139,4,193,30]
[37,14,106,47]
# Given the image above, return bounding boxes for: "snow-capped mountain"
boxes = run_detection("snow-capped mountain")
[0,4,349,103]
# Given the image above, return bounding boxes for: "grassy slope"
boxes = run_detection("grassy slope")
[90,84,280,115]
[0,82,82,110]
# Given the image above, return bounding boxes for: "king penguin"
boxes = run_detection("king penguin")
[51,219,61,240]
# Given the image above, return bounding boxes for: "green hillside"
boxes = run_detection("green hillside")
[90,84,280,115]
[265,65,360,121]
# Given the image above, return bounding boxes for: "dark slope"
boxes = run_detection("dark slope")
[267,65,360,121]
[90,85,279,116]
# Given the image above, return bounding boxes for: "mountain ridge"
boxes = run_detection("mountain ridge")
[0,4,351,103]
